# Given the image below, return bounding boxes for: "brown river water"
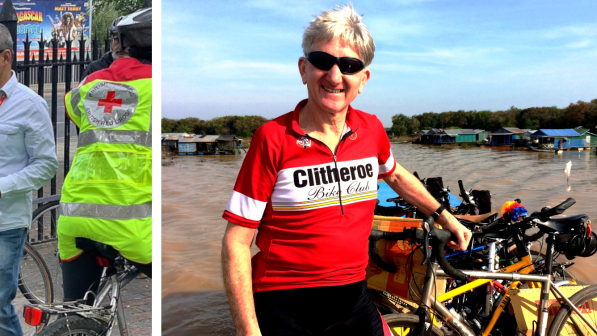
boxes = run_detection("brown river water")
[161,143,597,335]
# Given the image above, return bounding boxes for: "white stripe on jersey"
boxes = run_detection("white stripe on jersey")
[226,190,267,221]
[379,149,396,175]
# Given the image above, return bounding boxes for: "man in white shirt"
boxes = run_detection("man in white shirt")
[0,24,58,336]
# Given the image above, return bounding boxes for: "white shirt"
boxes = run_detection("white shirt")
[0,71,58,231]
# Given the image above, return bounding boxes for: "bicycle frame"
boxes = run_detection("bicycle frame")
[435,254,535,336]
[26,260,140,336]
[83,262,140,336]
[418,234,597,336]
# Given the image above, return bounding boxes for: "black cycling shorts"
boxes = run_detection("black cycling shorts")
[254,280,387,336]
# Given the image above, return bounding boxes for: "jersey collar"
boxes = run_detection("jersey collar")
[291,99,361,136]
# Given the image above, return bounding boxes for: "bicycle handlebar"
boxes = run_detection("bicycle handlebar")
[458,180,472,204]
[531,197,576,219]
[369,217,468,282]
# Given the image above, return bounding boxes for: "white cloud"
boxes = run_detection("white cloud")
[564,40,592,49]
[544,24,597,39]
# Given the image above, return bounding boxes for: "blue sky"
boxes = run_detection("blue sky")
[162,0,597,127]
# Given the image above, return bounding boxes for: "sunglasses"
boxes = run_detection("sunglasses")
[306,51,365,75]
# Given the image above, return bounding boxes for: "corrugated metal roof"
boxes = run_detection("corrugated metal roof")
[532,129,581,137]
[194,135,220,142]
[179,137,205,143]
[218,135,239,141]
[442,129,477,135]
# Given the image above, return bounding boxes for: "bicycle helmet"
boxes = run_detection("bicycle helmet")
[116,7,151,49]
[109,16,125,35]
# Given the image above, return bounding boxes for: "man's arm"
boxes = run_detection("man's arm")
[221,221,262,336]
[0,99,58,199]
[383,162,471,251]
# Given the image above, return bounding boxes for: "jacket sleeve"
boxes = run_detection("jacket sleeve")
[0,98,58,195]
[222,125,278,228]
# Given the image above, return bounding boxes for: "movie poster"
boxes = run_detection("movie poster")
[0,0,91,61]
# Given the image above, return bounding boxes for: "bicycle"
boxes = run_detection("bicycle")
[18,196,62,305]
[19,242,53,304]
[370,199,597,336]
[23,238,142,336]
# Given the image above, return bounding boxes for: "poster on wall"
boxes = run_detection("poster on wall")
[0,1,91,61]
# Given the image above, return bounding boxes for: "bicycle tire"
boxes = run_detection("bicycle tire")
[18,242,53,304]
[37,316,107,336]
[383,313,444,336]
[547,284,597,336]
[30,200,64,301]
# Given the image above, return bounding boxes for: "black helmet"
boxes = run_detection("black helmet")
[117,7,151,49]
[109,16,125,35]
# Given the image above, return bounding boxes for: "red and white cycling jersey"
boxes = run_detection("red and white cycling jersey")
[223,100,396,292]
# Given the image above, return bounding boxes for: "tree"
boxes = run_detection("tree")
[90,0,152,40]
[93,0,151,14]
[161,118,177,133]
[391,114,410,136]
[175,117,204,134]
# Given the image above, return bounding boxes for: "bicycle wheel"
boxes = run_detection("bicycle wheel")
[383,313,444,336]
[29,201,64,301]
[547,284,597,336]
[18,242,53,304]
[38,316,107,336]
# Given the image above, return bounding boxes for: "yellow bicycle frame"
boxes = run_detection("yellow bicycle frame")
[436,255,536,336]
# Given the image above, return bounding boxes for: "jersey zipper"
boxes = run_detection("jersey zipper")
[303,128,357,216]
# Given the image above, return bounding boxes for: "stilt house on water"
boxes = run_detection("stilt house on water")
[487,128,528,146]
[529,129,593,149]
[418,129,486,144]
[571,127,597,148]
[411,130,431,143]
[177,135,242,155]
[162,133,191,152]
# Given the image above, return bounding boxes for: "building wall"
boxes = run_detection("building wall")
[178,143,197,153]
[455,134,476,142]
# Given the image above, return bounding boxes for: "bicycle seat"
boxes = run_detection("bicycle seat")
[75,238,120,261]
[455,212,497,223]
[537,214,588,233]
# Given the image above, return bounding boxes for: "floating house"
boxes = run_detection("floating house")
[162,133,192,152]
[216,135,243,154]
[412,130,431,143]
[195,135,221,154]
[427,129,483,144]
[570,127,597,147]
[530,129,584,149]
[175,134,242,155]
[487,128,526,146]
[474,130,490,142]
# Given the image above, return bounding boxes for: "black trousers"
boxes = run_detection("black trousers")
[254,280,385,336]
[62,251,152,303]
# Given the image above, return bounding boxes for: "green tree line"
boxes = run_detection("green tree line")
[161,116,269,137]
[390,99,597,136]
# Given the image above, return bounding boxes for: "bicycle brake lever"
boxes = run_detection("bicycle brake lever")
[421,219,431,265]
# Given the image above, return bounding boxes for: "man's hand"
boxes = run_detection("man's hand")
[437,211,472,251]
